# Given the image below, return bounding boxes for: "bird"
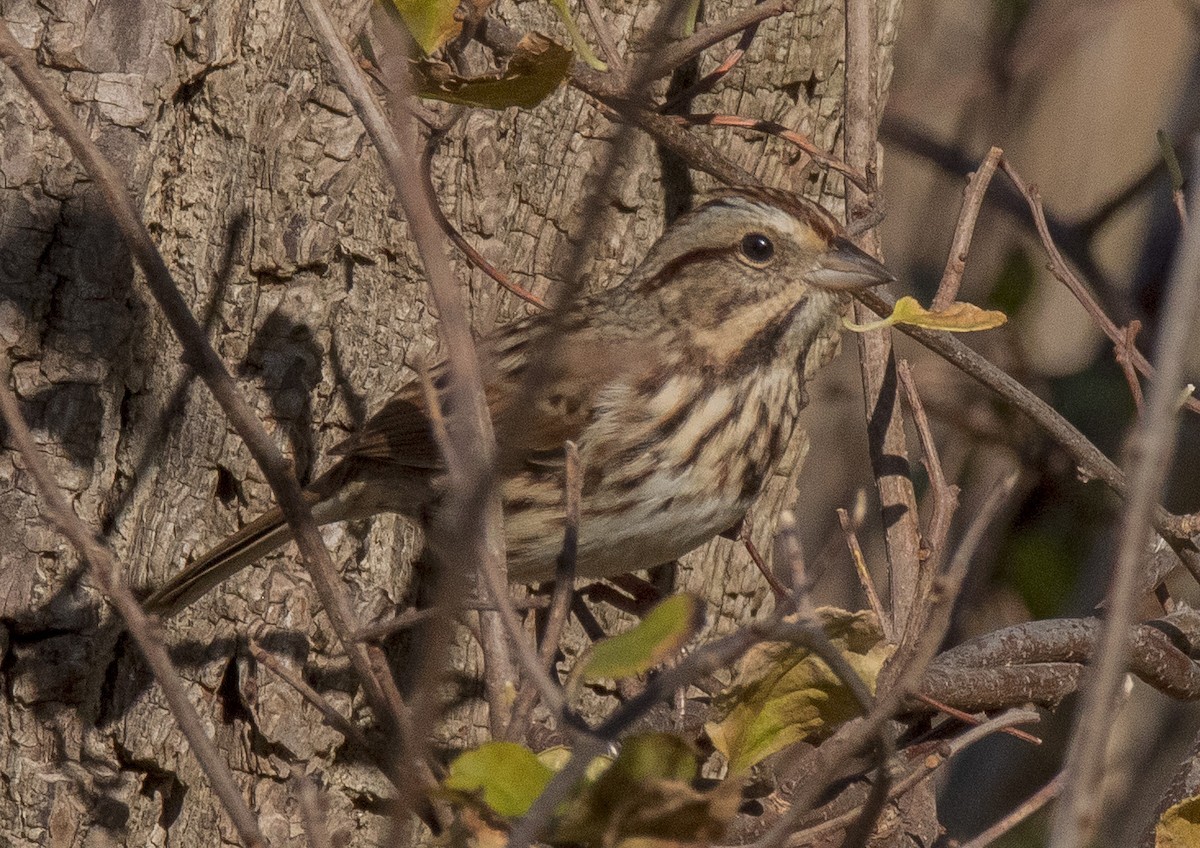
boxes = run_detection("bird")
[144,186,893,617]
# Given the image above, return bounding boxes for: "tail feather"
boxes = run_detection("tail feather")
[145,461,435,619]
[143,507,294,618]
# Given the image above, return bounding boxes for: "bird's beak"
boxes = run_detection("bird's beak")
[810,237,894,291]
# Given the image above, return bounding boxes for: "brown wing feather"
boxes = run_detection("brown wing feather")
[327,386,442,467]
[330,321,653,472]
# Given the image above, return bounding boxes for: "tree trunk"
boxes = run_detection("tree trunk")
[0,0,901,843]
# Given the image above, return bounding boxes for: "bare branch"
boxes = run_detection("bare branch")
[666,113,870,191]
[784,709,1042,848]
[961,770,1066,848]
[932,146,1003,311]
[837,507,890,641]
[853,286,1200,588]
[922,612,1200,711]
[999,157,1200,417]
[844,0,924,640]
[295,776,334,848]
[0,7,406,775]
[1050,148,1200,848]
[250,641,374,756]
[898,360,959,566]
[507,441,582,741]
[0,364,266,848]
[645,0,796,83]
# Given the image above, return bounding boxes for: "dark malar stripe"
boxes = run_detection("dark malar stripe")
[723,294,812,374]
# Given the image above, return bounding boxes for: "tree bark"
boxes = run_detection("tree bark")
[0,0,901,843]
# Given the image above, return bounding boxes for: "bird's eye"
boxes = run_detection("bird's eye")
[739,233,775,265]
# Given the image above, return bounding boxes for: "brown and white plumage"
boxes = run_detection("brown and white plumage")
[145,187,892,617]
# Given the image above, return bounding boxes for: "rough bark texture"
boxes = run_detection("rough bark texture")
[0,0,900,843]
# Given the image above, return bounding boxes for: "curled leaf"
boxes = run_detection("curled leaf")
[579,593,704,682]
[844,295,1007,333]
[706,607,893,773]
[1157,794,1200,847]
[412,32,572,109]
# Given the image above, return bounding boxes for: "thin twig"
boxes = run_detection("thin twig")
[419,137,547,309]
[295,776,334,848]
[913,693,1041,745]
[0,367,266,848]
[506,441,582,741]
[643,0,795,84]
[1115,320,1146,415]
[353,606,442,642]
[1049,149,1200,848]
[667,113,870,191]
[897,359,960,574]
[741,514,793,602]
[932,146,1003,311]
[999,157,1200,417]
[837,507,889,640]
[854,286,1200,588]
[961,770,1066,848]
[249,641,374,754]
[782,709,1042,848]
[658,32,754,112]
[540,439,582,661]
[843,0,923,643]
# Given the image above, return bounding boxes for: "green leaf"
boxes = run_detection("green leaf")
[706,608,893,773]
[844,295,1007,333]
[444,742,555,818]
[554,734,741,846]
[1157,794,1200,847]
[412,32,572,109]
[580,594,704,681]
[384,0,461,55]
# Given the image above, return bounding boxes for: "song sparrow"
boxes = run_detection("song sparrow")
[145,187,892,616]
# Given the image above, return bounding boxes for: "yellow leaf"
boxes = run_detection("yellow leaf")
[384,0,461,55]
[411,32,572,109]
[845,295,1007,333]
[706,607,893,773]
[444,742,554,818]
[1158,795,1200,847]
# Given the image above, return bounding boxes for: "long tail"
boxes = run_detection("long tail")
[145,462,433,618]
[143,502,302,618]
